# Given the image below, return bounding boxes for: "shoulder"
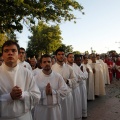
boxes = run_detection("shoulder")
[18,65,32,75]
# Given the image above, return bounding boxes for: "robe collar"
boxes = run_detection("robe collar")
[2,62,19,72]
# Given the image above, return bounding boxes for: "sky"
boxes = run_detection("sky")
[17,0,120,54]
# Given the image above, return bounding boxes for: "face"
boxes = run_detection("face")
[41,57,52,71]
[51,57,56,65]
[67,54,74,64]
[18,49,25,61]
[30,58,36,66]
[2,45,18,66]
[74,57,81,66]
[92,57,96,63]
[56,51,65,62]
[83,58,88,64]
[96,55,100,60]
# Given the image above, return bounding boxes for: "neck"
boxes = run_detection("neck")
[42,69,52,75]
[5,62,17,68]
[67,62,73,66]
[57,61,64,66]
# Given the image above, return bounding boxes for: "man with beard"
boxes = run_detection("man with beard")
[66,52,82,120]
[33,54,68,120]
[52,48,75,120]
[0,40,40,120]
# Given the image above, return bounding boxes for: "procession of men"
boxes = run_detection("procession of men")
[0,40,120,120]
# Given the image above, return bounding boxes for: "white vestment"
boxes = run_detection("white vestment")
[90,63,106,96]
[70,63,82,120]
[52,63,74,120]
[79,64,88,117]
[0,63,40,120]
[34,70,68,120]
[96,59,110,85]
[32,67,41,76]
[82,63,94,100]
[17,59,32,71]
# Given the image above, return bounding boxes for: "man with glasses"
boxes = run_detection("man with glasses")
[18,47,32,71]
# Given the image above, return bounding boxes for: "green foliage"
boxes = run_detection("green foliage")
[26,21,62,57]
[73,51,81,54]
[0,32,18,52]
[58,44,73,53]
[0,0,84,33]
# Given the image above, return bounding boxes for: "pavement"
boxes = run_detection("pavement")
[86,78,120,120]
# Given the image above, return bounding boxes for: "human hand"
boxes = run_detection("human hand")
[46,83,52,95]
[10,86,22,100]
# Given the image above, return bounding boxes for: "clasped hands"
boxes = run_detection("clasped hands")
[46,83,52,96]
[10,86,22,100]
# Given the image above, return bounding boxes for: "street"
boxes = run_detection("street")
[86,78,120,120]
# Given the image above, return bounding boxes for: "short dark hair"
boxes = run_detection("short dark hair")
[40,54,51,63]
[66,52,73,58]
[55,48,65,55]
[2,40,20,54]
[19,47,25,52]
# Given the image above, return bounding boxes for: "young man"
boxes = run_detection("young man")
[33,54,68,120]
[0,40,40,120]
[90,55,106,96]
[74,54,88,118]
[52,48,75,120]
[82,56,95,100]
[66,52,82,120]
[18,47,32,71]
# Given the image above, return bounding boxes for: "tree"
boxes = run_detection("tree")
[26,21,62,57]
[0,33,7,52]
[58,44,73,53]
[73,51,81,54]
[0,0,84,33]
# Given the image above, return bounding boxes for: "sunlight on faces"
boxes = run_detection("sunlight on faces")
[67,54,74,64]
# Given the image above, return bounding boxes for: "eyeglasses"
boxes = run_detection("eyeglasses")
[19,52,25,54]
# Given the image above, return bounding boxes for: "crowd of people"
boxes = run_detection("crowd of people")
[0,40,120,120]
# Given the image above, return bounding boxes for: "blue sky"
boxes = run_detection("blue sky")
[17,0,120,54]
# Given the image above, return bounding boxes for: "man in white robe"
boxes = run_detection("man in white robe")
[90,55,106,96]
[74,54,88,118]
[52,48,74,120]
[17,47,32,71]
[82,56,95,100]
[0,40,40,120]
[66,52,82,120]
[96,54,110,84]
[33,54,68,120]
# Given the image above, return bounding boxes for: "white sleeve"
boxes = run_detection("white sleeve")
[0,93,12,101]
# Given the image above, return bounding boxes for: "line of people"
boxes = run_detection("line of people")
[0,40,115,120]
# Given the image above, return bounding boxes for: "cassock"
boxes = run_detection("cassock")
[115,60,120,80]
[68,63,82,120]
[0,63,40,120]
[83,63,94,100]
[33,70,68,120]
[104,59,113,82]
[17,59,32,71]
[90,63,106,96]
[52,63,74,120]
